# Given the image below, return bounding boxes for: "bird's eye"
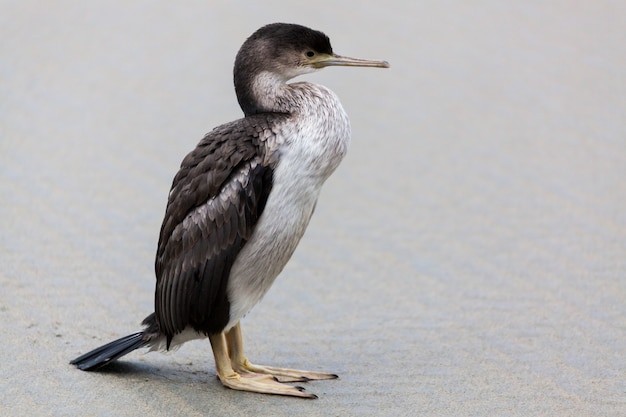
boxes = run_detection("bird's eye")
[306,51,315,58]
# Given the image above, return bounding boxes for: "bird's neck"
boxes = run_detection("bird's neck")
[235,71,296,116]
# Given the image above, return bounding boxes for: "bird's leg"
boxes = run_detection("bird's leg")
[208,331,315,398]
[225,322,338,383]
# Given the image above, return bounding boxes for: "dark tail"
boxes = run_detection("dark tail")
[70,332,150,371]
[70,313,160,371]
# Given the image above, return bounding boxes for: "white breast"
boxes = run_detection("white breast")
[225,82,350,330]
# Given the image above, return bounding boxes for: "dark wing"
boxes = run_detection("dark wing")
[154,113,288,343]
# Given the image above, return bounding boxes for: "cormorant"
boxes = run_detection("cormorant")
[70,22,389,398]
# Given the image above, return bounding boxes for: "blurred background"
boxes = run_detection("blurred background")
[1,1,624,416]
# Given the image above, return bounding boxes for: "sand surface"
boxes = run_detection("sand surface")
[1,1,625,416]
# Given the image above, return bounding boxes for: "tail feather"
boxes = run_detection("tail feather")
[70,332,149,371]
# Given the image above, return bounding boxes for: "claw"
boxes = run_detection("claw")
[207,323,337,399]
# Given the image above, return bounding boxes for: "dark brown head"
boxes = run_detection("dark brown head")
[233,23,389,116]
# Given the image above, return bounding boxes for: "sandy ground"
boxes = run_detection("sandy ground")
[1,1,625,416]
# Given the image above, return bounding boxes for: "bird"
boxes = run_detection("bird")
[70,22,389,399]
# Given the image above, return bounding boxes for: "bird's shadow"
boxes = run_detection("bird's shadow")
[79,358,310,410]
[93,360,155,375]
[90,358,215,385]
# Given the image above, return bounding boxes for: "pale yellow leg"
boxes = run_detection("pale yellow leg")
[208,331,316,398]
[225,322,339,383]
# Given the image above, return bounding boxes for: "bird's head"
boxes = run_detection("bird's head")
[234,23,389,115]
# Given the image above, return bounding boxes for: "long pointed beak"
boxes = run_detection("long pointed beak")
[311,54,390,69]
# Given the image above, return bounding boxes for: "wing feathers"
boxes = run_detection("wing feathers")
[154,114,284,339]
